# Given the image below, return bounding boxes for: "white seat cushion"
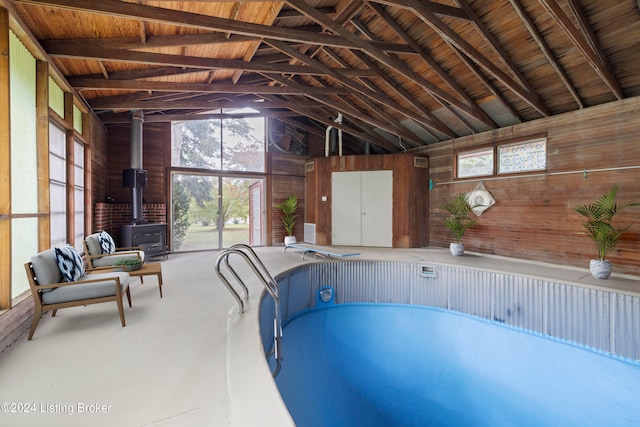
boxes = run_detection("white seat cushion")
[41,272,130,305]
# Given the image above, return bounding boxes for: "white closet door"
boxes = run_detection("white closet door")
[331,171,362,245]
[331,170,393,247]
[361,170,393,247]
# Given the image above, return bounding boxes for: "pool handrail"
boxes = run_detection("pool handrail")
[215,244,283,377]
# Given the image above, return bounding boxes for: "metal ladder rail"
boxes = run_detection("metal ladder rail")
[228,244,279,297]
[214,249,249,313]
[214,246,283,377]
[228,244,282,375]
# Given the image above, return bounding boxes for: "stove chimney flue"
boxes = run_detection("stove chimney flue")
[127,110,147,224]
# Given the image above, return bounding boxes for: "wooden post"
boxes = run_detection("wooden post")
[0,7,11,309]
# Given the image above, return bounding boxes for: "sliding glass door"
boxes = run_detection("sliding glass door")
[171,174,263,252]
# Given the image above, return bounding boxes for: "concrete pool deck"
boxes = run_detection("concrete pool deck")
[0,247,638,426]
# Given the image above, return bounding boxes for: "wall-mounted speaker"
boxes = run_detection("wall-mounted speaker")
[122,168,147,188]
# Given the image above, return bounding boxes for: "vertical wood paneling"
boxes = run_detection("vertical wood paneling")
[270,152,305,245]
[106,122,167,205]
[305,154,429,247]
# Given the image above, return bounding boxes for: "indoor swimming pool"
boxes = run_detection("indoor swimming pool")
[258,260,640,426]
[273,304,640,427]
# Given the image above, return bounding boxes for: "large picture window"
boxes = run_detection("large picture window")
[170,111,266,252]
[171,112,265,172]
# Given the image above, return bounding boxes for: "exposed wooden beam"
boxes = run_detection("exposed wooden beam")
[15,0,365,50]
[456,0,542,102]
[366,0,471,20]
[268,116,325,140]
[320,26,444,139]
[89,94,325,110]
[285,0,495,128]
[45,44,363,76]
[308,73,424,147]
[447,45,523,124]
[68,77,350,95]
[71,63,375,82]
[265,74,424,148]
[99,108,303,125]
[538,0,622,99]
[509,0,583,109]
[262,94,398,152]
[366,3,494,132]
[267,39,450,139]
[406,0,552,117]
[347,48,457,138]
[41,34,257,51]
[275,7,335,20]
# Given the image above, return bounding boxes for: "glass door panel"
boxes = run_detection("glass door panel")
[171,174,220,251]
[171,174,264,251]
[221,177,263,248]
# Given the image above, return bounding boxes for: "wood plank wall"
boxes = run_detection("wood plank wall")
[105,122,169,205]
[415,97,640,276]
[270,152,306,245]
[306,153,429,248]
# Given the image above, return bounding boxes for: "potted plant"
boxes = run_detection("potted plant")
[279,195,298,246]
[113,258,143,272]
[574,184,639,279]
[442,193,476,256]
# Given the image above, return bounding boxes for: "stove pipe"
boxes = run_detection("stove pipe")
[129,110,146,224]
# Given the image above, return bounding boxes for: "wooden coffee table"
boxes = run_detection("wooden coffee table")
[127,262,164,298]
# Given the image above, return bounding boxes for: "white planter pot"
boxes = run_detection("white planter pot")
[449,242,464,256]
[284,236,297,246]
[590,259,612,280]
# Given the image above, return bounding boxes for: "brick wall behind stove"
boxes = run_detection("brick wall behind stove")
[94,203,167,246]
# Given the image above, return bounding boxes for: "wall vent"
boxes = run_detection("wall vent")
[414,157,429,168]
[304,223,316,244]
[305,161,315,173]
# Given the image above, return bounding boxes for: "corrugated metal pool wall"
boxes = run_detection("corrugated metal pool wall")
[265,261,639,361]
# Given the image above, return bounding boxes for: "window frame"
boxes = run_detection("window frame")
[454,134,548,180]
[454,146,495,179]
[170,111,266,173]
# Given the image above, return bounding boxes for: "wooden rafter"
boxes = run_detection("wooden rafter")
[89,93,324,110]
[285,0,496,128]
[267,40,437,134]
[455,0,541,101]
[16,0,368,50]
[45,44,357,76]
[68,78,350,95]
[6,0,637,152]
[261,93,397,151]
[509,0,583,109]
[539,0,623,100]
[264,74,421,148]
[367,2,495,132]
[406,0,551,117]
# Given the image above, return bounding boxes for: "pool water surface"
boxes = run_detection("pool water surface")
[274,304,640,427]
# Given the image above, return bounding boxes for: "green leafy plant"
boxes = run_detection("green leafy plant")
[113,259,143,267]
[574,184,639,261]
[442,193,476,243]
[278,195,298,237]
